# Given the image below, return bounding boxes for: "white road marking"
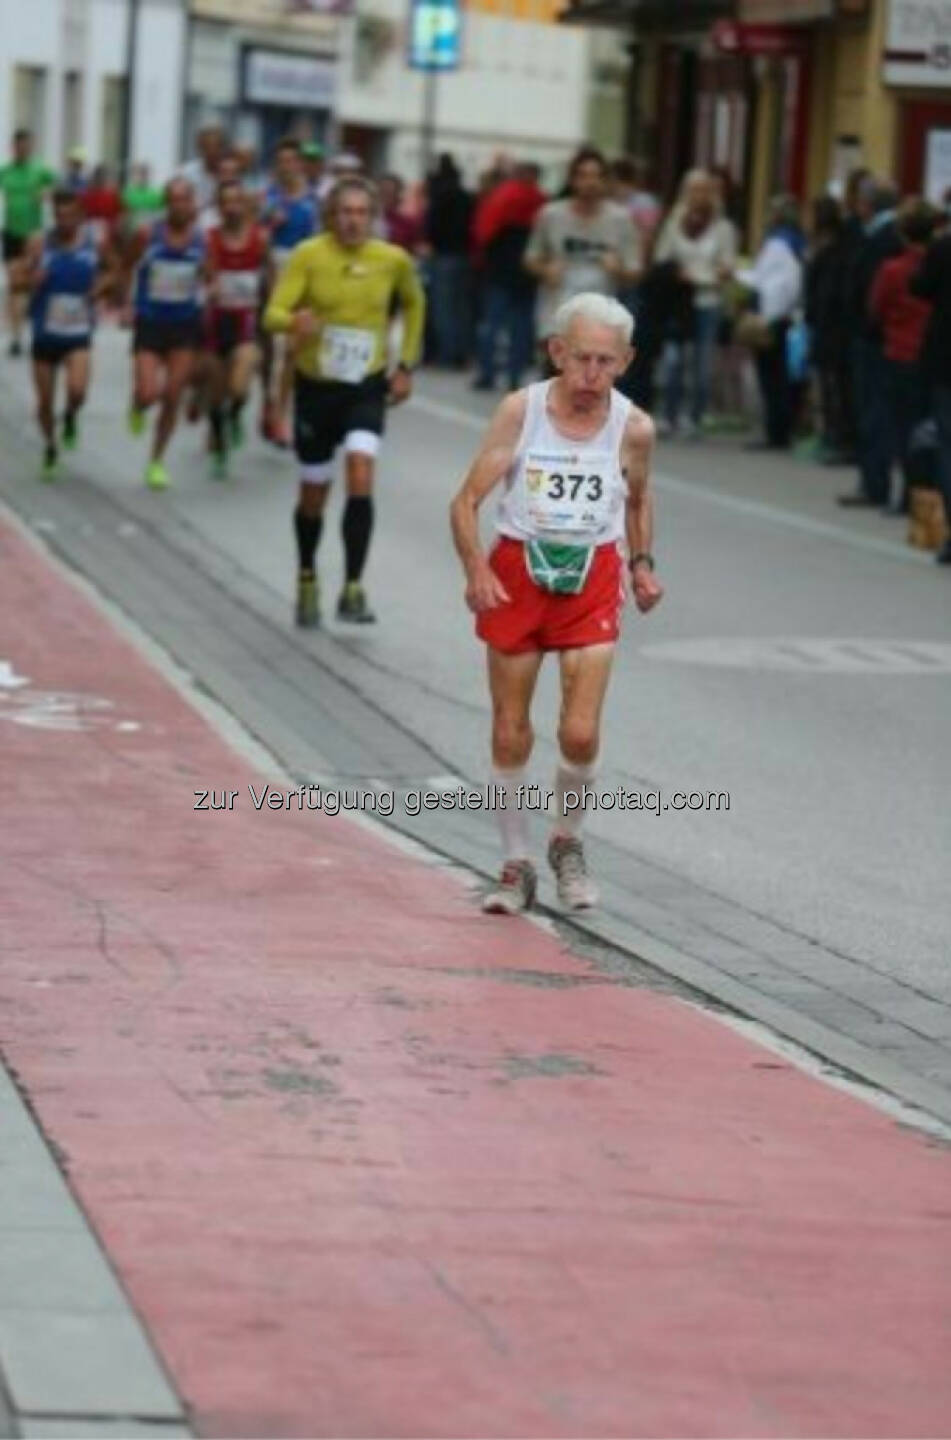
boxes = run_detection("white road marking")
[641,637,951,675]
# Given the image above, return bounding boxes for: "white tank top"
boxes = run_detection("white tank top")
[496,380,631,545]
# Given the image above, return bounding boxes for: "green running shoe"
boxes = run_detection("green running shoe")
[295,570,320,628]
[145,460,169,491]
[210,449,228,481]
[336,581,376,624]
[62,411,79,450]
[229,409,245,450]
[128,406,146,437]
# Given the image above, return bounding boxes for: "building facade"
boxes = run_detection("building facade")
[183,0,628,186]
[0,0,186,181]
[560,0,951,237]
[184,0,342,162]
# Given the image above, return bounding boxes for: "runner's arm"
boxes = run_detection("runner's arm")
[449,393,525,610]
[21,233,43,287]
[92,238,120,301]
[394,251,425,369]
[262,245,309,333]
[119,225,148,305]
[622,411,664,614]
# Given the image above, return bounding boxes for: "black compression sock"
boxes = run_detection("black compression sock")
[294,507,323,572]
[342,495,374,584]
[209,407,225,455]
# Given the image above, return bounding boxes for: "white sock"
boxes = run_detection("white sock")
[492,767,531,861]
[552,760,597,840]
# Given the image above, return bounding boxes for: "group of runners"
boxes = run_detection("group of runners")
[2,128,665,916]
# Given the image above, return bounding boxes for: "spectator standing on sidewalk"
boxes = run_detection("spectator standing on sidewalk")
[472,161,546,392]
[379,174,423,253]
[738,194,804,451]
[805,195,851,462]
[838,178,902,507]
[653,169,737,438]
[524,146,641,367]
[869,198,938,515]
[911,215,951,564]
[610,156,662,260]
[424,153,473,367]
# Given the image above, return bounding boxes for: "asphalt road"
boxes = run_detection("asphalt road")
[2,331,949,1123]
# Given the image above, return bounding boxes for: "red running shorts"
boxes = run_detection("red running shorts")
[475,536,625,655]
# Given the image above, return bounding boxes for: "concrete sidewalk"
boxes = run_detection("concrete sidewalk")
[1,506,951,1438]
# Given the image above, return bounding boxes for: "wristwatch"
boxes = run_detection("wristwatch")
[629,551,655,573]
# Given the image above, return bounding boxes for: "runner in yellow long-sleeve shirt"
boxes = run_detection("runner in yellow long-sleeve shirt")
[263,176,425,626]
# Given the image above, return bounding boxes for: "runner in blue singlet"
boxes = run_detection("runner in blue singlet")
[125,176,207,490]
[25,187,113,479]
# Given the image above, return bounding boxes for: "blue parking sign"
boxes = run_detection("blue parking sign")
[408,0,462,69]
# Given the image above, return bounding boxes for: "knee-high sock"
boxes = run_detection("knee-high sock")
[551,760,597,839]
[294,508,323,572]
[342,495,373,583]
[493,766,531,862]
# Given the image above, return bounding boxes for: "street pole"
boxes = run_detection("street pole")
[120,0,142,185]
[420,62,437,182]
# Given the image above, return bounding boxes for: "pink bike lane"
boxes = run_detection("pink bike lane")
[1,511,950,1438]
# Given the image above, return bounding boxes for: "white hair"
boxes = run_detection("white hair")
[553,292,634,345]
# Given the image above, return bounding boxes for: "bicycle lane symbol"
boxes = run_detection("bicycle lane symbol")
[0,659,141,733]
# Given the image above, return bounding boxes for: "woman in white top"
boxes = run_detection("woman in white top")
[738,194,805,449]
[653,169,737,437]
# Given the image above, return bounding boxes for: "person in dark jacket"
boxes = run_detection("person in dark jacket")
[838,178,903,506]
[424,153,474,367]
[868,198,938,515]
[912,221,951,563]
[805,195,850,461]
[472,162,545,390]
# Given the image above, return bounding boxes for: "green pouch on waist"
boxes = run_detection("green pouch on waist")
[525,540,595,596]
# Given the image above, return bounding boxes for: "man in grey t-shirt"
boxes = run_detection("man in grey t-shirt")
[525,146,642,340]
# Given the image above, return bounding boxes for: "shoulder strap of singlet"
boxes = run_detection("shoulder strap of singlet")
[608,388,633,457]
[517,381,545,454]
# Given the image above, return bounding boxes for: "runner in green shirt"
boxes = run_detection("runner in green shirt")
[1,129,56,355]
[121,164,164,227]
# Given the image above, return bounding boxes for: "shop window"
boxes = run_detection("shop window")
[13,65,48,150]
[62,72,83,168]
[101,76,127,174]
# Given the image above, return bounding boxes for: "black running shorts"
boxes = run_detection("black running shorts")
[293,370,387,465]
[133,315,203,355]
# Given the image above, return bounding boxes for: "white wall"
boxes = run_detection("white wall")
[336,0,594,185]
[0,0,184,180]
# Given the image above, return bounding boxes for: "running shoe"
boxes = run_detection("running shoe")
[62,411,78,450]
[295,570,320,628]
[40,445,59,482]
[547,834,598,910]
[145,460,169,491]
[482,860,537,915]
[128,406,146,437]
[336,582,376,624]
[229,408,245,449]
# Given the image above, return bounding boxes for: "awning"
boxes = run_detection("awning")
[558,0,731,30]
